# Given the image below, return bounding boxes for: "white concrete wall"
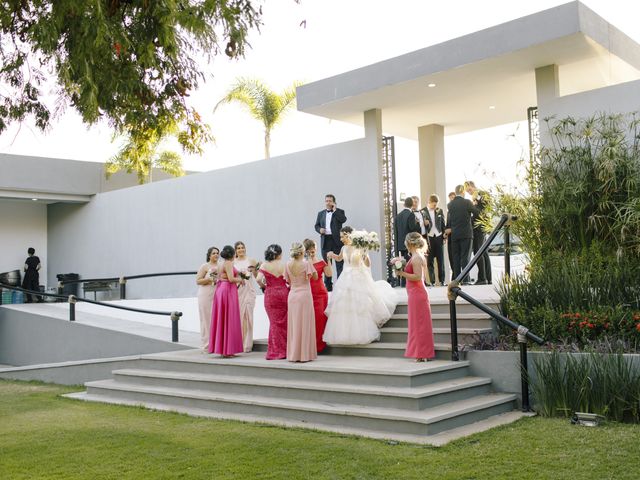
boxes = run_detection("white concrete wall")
[47,139,385,299]
[539,78,640,147]
[0,199,47,287]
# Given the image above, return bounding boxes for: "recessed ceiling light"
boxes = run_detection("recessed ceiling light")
[427,83,436,88]
[489,105,496,110]
[31,198,38,201]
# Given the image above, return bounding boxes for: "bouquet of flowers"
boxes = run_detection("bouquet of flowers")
[388,256,406,277]
[238,271,251,281]
[208,268,218,284]
[350,230,381,251]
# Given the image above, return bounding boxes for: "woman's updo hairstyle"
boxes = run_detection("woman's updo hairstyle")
[220,245,236,260]
[206,246,219,262]
[264,244,282,261]
[302,238,316,252]
[290,242,305,259]
[340,226,353,235]
[404,232,425,250]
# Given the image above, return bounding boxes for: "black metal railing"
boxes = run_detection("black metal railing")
[0,283,183,342]
[447,213,544,412]
[58,271,197,300]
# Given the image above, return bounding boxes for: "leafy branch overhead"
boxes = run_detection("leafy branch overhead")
[0,0,263,153]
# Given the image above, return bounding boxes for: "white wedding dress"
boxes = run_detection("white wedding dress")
[323,246,398,345]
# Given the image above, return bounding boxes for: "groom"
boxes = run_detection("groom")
[315,194,347,291]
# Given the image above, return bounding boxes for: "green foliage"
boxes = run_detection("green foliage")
[531,352,640,422]
[492,113,640,349]
[215,77,301,159]
[0,0,261,153]
[105,129,184,184]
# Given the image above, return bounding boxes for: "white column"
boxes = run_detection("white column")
[363,108,386,279]
[418,123,449,282]
[535,64,559,149]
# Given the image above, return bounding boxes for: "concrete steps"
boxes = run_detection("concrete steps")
[65,294,521,444]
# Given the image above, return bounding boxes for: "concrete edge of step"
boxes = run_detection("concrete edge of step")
[76,380,517,425]
[107,369,494,398]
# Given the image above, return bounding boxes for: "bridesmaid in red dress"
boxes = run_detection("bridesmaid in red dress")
[209,245,245,357]
[303,238,332,352]
[257,244,289,360]
[396,232,435,362]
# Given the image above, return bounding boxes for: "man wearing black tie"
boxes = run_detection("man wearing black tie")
[421,194,446,286]
[315,194,347,292]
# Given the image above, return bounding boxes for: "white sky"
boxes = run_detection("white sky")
[2,0,639,197]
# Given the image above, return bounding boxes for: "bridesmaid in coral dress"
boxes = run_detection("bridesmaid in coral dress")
[209,245,245,357]
[257,244,289,360]
[303,238,332,353]
[285,242,318,362]
[397,232,435,362]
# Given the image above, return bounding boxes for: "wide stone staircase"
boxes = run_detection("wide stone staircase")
[66,295,525,444]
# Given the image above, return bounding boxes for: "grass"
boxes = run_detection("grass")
[1,380,639,479]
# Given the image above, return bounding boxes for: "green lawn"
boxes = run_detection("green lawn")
[0,380,637,479]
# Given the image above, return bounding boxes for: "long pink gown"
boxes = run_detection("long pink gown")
[285,260,317,362]
[209,267,243,356]
[404,260,436,360]
[262,269,289,360]
[196,262,216,351]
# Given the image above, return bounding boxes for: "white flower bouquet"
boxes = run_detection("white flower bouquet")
[350,230,381,252]
[388,256,407,277]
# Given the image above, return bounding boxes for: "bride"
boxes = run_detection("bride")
[323,226,398,345]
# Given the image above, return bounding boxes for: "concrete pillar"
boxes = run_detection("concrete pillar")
[418,123,448,283]
[535,64,559,149]
[363,108,386,279]
[535,64,559,106]
[418,124,446,213]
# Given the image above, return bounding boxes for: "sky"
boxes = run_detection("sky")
[2,0,640,197]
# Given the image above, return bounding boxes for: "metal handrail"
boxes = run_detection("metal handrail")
[0,282,182,342]
[446,213,544,412]
[57,271,197,300]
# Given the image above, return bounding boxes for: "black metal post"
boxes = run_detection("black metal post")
[171,311,180,342]
[504,225,511,280]
[58,281,64,296]
[517,326,531,412]
[119,277,126,300]
[448,282,460,361]
[69,295,76,321]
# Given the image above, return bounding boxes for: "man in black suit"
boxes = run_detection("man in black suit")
[466,181,492,285]
[444,185,478,284]
[421,194,446,286]
[314,194,347,291]
[395,196,421,287]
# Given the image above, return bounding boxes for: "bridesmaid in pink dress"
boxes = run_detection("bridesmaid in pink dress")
[196,246,219,351]
[303,239,332,353]
[397,232,435,362]
[257,244,289,360]
[285,242,318,362]
[234,241,258,353]
[209,245,245,357]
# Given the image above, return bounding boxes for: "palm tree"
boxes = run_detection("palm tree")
[215,78,300,160]
[105,130,185,184]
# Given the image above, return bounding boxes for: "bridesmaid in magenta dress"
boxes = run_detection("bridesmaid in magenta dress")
[397,232,435,362]
[303,238,332,353]
[285,242,318,362]
[257,244,289,360]
[209,245,245,357]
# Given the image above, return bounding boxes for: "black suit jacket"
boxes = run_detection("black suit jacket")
[446,196,478,241]
[420,207,446,236]
[315,208,347,250]
[471,190,490,232]
[395,208,421,252]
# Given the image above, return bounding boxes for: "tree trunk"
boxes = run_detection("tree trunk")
[264,129,271,160]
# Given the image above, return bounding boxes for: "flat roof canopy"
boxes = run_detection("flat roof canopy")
[297,1,640,137]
